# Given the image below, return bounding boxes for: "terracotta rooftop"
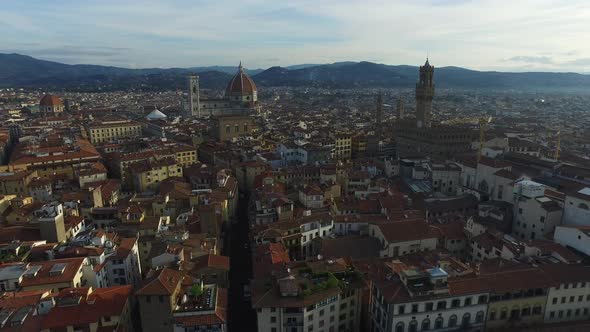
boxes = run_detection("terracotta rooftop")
[136,268,184,296]
[41,285,132,330]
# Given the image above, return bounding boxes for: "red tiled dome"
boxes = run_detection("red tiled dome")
[225,63,257,95]
[40,94,62,106]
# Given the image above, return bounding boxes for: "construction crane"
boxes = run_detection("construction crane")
[440,116,493,162]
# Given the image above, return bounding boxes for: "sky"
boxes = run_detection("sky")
[1,0,590,72]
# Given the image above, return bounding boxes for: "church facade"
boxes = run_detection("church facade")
[187,63,259,141]
[187,63,260,118]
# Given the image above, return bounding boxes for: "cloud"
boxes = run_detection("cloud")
[507,56,554,65]
[0,0,589,71]
[566,58,590,66]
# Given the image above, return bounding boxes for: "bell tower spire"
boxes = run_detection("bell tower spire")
[415,58,435,128]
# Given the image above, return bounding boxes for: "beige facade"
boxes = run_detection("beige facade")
[214,115,253,141]
[86,120,142,144]
[334,134,352,160]
[0,170,36,195]
[129,159,183,192]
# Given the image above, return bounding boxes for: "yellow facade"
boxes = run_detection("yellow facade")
[132,163,183,192]
[334,134,352,160]
[88,123,142,144]
[174,148,198,166]
[0,171,36,195]
[486,295,546,330]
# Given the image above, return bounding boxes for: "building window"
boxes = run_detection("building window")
[437,301,447,310]
[412,304,418,313]
[421,318,430,330]
[395,322,405,332]
[475,311,484,323]
[448,315,457,327]
[408,320,418,332]
[489,311,496,321]
[398,305,405,314]
[434,317,443,329]
[462,313,471,327]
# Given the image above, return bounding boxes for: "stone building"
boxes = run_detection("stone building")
[187,63,259,118]
[396,59,474,159]
[39,94,64,114]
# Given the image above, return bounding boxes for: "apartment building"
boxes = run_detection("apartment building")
[128,157,183,192]
[85,119,142,144]
[371,262,488,332]
[369,220,439,258]
[512,180,563,240]
[252,259,362,332]
[334,133,352,160]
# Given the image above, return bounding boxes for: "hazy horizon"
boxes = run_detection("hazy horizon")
[2,0,590,73]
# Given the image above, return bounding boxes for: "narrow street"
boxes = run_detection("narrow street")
[225,195,257,331]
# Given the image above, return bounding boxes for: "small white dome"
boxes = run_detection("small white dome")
[146,109,167,120]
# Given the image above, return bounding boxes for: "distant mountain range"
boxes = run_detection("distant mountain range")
[1,53,589,92]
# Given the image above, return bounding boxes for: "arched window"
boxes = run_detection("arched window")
[579,203,589,210]
[449,315,457,327]
[462,313,471,327]
[421,318,430,330]
[395,322,405,332]
[476,311,485,323]
[409,320,418,332]
[434,317,444,329]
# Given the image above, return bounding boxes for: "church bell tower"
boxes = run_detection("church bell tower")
[188,75,201,117]
[415,58,435,128]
